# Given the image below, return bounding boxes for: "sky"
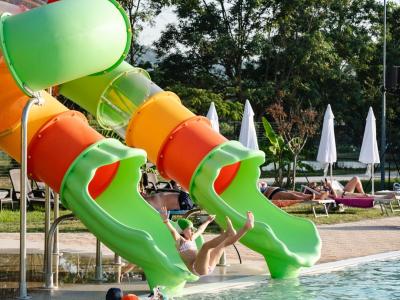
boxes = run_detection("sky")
[138,1,400,46]
[138,7,176,46]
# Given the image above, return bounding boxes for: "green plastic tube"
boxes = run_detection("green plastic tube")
[0,0,131,96]
[60,138,198,295]
[189,141,322,278]
[60,61,162,131]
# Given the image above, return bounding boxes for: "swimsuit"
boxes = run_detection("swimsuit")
[268,187,287,200]
[178,239,197,253]
[177,238,214,276]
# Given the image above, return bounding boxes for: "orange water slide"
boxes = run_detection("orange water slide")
[0,52,118,197]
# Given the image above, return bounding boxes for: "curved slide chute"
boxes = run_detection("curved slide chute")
[0,0,321,293]
[0,0,197,294]
[60,63,322,277]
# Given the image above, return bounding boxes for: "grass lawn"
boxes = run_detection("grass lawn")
[0,206,87,233]
[0,203,393,232]
[283,203,390,225]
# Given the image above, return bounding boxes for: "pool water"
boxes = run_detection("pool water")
[181,259,400,300]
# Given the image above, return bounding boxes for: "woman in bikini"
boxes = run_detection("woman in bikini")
[263,185,328,201]
[160,207,254,276]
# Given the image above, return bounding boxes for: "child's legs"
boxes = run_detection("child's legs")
[193,247,211,276]
[201,231,228,249]
[208,244,226,270]
[192,232,228,275]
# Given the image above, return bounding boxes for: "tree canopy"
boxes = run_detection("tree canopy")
[123,0,400,158]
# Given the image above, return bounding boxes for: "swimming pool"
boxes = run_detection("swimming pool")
[180,258,400,299]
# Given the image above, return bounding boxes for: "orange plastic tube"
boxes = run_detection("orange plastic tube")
[156,116,239,192]
[0,53,117,198]
[0,91,69,160]
[0,51,29,135]
[27,111,104,193]
[126,91,194,162]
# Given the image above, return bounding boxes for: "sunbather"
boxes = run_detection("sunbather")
[160,207,254,276]
[308,176,366,198]
[308,176,395,199]
[263,185,328,201]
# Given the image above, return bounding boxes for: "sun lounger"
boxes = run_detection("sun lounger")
[303,199,336,218]
[9,168,51,207]
[302,184,400,215]
[373,191,400,215]
[0,188,13,210]
[301,185,336,217]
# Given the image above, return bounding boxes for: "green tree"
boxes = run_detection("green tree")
[266,101,319,189]
[261,117,291,186]
[155,0,271,103]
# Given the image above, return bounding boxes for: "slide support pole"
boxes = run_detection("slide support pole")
[18,94,44,299]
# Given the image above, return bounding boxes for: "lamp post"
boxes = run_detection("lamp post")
[380,0,387,189]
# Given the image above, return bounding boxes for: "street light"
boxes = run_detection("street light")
[380,0,387,189]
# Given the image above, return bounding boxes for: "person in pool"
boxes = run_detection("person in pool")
[160,207,254,276]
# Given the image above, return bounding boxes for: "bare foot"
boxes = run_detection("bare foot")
[225,216,236,236]
[244,211,254,230]
[315,191,328,200]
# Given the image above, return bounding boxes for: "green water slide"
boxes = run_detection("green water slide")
[60,139,198,293]
[60,62,322,278]
[0,0,198,293]
[190,141,321,278]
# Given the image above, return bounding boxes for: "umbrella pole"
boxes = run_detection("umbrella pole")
[330,163,333,182]
[371,164,375,195]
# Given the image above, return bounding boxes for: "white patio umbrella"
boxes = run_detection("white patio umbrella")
[206,102,220,133]
[239,100,259,150]
[317,104,337,182]
[359,107,380,194]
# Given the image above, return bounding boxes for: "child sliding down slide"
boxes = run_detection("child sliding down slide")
[160,207,254,276]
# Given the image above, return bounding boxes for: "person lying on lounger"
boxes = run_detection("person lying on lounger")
[160,207,254,276]
[263,184,328,201]
[308,176,395,199]
[308,176,367,198]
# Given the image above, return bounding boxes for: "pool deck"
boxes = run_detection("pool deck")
[1,216,399,299]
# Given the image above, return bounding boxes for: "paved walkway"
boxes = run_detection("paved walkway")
[1,217,399,299]
[1,216,399,265]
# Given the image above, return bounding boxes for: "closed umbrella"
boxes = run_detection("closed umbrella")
[359,107,380,194]
[317,104,337,181]
[239,100,259,150]
[206,102,219,133]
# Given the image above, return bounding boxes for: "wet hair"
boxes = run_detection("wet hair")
[106,287,123,300]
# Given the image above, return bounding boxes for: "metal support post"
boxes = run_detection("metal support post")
[217,251,228,266]
[43,185,51,278]
[44,214,75,289]
[114,253,121,265]
[18,94,43,300]
[53,193,60,287]
[95,239,103,282]
[114,253,122,283]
